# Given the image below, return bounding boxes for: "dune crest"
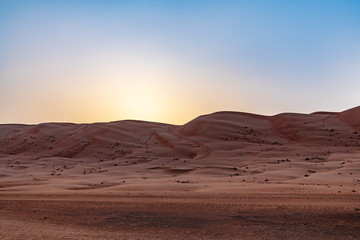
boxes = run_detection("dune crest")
[337,105,360,130]
[0,106,358,191]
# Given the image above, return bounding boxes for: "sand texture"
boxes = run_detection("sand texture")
[1,106,360,239]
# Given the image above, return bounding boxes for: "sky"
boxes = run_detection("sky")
[1,0,360,124]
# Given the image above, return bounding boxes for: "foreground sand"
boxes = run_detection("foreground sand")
[1,106,360,239]
[1,191,360,240]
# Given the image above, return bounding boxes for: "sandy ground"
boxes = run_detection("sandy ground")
[1,106,360,239]
[0,192,360,240]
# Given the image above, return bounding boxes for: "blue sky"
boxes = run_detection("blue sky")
[1,0,360,124]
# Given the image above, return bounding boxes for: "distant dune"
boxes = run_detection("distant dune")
[0,106,360,190]
[1,107,360,239]
[1,106,359,159]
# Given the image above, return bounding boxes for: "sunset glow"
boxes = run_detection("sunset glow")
[1,0,359,124]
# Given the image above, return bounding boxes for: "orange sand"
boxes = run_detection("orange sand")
[1,106,360,239]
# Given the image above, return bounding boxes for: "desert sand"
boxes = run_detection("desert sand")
[1,106,360,239]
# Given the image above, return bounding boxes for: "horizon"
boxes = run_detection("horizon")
[1,105,358,126]
[1,0,360,125]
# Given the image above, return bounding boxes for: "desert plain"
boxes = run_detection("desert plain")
[1,106,360,239]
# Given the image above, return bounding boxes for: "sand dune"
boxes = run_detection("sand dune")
[1,107,359,194]
[1,107,360,239]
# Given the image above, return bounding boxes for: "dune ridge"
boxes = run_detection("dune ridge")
[0,106,359,193]
[1,107,359,159]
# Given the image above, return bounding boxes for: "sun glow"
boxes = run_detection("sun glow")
[1,1,359,124]
[116,81,161,122]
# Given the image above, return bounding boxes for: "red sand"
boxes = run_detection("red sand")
[1,106,360,239]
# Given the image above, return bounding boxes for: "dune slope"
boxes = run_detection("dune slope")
[0,107,359,192]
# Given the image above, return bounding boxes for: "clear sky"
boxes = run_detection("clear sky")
[1,0,360,124]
